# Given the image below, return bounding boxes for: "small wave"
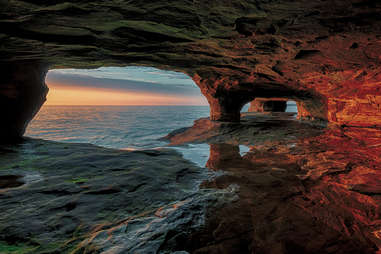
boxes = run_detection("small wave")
[120,147,138,151]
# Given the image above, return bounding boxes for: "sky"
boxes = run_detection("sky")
[45,67,208,105]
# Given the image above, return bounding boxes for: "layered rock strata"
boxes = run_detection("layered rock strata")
[0,139,228,253]
[0,0,381,139]
[1,114,380,253]
[165,114,381,253]
[248,98,288,113]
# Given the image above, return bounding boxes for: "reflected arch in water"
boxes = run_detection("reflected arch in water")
[180,136,381,253]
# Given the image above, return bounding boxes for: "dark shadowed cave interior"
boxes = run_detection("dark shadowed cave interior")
[0,0,381,253]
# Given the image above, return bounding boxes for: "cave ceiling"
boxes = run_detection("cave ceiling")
[0,0,380,126]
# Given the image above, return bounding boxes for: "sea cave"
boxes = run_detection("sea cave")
[0,0,381,253]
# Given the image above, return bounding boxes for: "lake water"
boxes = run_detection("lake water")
[27,103,297,148]
[26,104,297,166]
[26,106,210,149]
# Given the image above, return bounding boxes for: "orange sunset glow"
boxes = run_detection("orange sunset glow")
[45,82,208,106]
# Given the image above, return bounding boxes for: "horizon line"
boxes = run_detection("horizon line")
[43,104,209,106]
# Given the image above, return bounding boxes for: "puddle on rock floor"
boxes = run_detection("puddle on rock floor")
[0,175,24,189]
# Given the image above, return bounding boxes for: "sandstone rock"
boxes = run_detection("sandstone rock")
[0,114,380,252]
[164,113,324,146]
[165,114,381,253]
[0,0,380,137]
[248,98,288,113]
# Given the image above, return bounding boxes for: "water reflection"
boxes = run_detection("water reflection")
[182,127,381,253]
[6,109,381,253]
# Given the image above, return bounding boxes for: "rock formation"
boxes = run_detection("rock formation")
[1,114,380,253]
[0,62,48,142]
[165,114,381,253]
[0,139,226,253]
[1,1,381,133]
[248,98,288,112]
[1,2,380,252]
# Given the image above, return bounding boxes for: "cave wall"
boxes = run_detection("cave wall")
[0,61,48,141]
[248,98,288,113]
[0,0,381,139]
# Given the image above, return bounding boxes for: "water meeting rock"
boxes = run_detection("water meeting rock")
[0,0,381,141]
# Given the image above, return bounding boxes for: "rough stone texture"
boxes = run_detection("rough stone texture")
[1,0,381,130]
[0,139,234,253]
[0,61,48,141]
[248,98,287,112]
[0,114,380,253]
[165,113,381,253]
[164,112,324,146]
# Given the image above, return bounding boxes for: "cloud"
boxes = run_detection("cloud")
[46,68,202,96]
[50,66,195,86]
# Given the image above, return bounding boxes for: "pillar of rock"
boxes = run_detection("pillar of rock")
[193,73,255,122]
[0,61,49,142]
[207,96,246,122]
[1,0,381,132]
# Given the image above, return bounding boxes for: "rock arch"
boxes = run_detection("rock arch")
[248,99,288,113]
[1,0,381,140]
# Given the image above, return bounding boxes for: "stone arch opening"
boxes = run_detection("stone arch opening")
[248,98,288,113]
[286,100,298,113]
[42,66,207,107]
[246,97,326,122]
[23,65,212,146]
[0,61,330,143]
[192,72,329,123]
[241,103,251,112]
[0,0,380,140]
[246,98,299,115]
[0,61,213,142]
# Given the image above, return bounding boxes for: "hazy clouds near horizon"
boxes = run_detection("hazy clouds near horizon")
[46,67,202,96]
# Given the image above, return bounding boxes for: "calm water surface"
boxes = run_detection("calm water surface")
[26,104,297,166]
[26,106,211,166]
[27,106,210,149]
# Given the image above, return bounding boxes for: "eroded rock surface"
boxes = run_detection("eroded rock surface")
[1,0,381,134]
[0,114,380,253]
[165,113,381,253]
[0,139,233,253]
[0,61,48,141]
[164,112,324,146]
[248,98,288,112]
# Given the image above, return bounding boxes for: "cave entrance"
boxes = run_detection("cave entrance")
[241,103,250,112]
[286,100,298,113]
[42,66,208,107]
[26,66,209,149]
[247,98,297,113]
[242,98,300,118]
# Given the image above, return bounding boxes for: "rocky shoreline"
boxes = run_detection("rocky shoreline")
[1,113,381,253]
[0,139,235,253]
[1,0,381,252]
